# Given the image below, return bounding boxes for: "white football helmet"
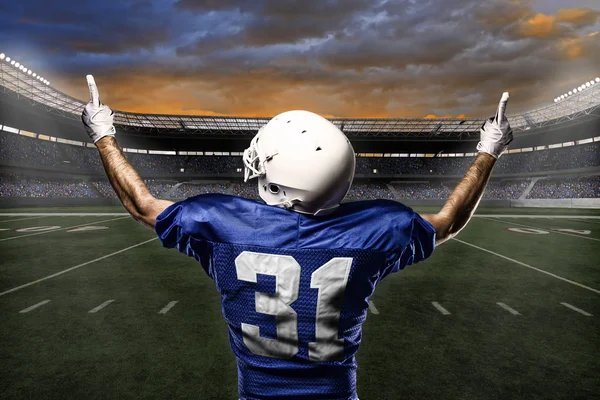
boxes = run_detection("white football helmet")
[243,110,355,216]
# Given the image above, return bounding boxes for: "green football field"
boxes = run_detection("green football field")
[0,206,599,400]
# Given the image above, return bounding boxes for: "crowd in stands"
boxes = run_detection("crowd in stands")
[1,132,67,168]
[0,173,98,198]
[170,183,231,199]
[230,182,260,200]
[527,176,600,199]
[186,156,242,175]
[440,180,530,200]
[482,180,530,199]
[1,130,600,201]
[60,145,104,173]
[391,182,449,200]
[3,131,599,177]
[344,183,395,200]
[1,173,598,200]
[90,179,176,198]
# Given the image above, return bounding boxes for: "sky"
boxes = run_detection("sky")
[0,0,599,118]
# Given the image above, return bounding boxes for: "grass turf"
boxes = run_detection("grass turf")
[0,208,598,400]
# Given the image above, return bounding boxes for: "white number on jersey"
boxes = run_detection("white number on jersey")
[235,251,352,362]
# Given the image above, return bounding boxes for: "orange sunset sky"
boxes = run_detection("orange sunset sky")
[1,0,599,118]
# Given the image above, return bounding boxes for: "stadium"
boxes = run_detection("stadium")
[1,48,599,400]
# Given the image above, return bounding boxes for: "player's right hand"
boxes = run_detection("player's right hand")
[81,75,116,143]
[477,92,513,159]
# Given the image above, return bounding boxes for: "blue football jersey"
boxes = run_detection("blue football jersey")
[155,194,436,400]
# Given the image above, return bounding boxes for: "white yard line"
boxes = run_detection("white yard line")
[479,217,600,242]
[88,300,115,314]
[0,213,129,217]
[368,301,380,315]
[496,302,521,315]
[473,215,600,219]
[19,300,51,313]
[560,302,593,316]
[159,301,179,314]
[0,238,158,297]
[0,216,130,242]
[452,238,600,295]
[431,302,451,315]
[0,216,49,223]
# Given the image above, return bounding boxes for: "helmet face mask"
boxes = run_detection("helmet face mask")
[243,110,355,216]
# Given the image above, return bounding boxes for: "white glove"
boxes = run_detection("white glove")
[81,75,116,143]
[477,92,513,159]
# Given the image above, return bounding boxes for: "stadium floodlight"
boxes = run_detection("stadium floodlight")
[46,81,50,85]
[27,70,32,75]
[15,62,20,68]
[5,56,10,62]
[554,99,558,103]
[32,73,36,77]
[0,53,4,60]
[586,82,591,88]
[568,90,573,95]
[596,77,600,83]
[10,60,15,65]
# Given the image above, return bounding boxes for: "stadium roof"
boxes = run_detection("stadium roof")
[1,54,599,138]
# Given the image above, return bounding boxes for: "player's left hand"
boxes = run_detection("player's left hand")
[477,92,513,159]
[81,75,116,143]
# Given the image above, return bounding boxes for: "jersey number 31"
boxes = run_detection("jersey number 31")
[235,251,352,362]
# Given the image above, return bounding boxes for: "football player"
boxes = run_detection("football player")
[82,75,512,400]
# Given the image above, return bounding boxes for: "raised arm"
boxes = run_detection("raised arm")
[422,93,513,245]
[82,75,173,229]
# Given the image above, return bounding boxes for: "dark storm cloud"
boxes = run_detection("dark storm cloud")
[0,1,176,57]
[175,0,376,55]
[0,0,598,118]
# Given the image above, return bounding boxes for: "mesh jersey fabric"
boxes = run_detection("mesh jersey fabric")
[155,194,436,400]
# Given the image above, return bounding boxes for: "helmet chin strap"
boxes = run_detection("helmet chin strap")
[278,199,339,217]
[281,198,301,210]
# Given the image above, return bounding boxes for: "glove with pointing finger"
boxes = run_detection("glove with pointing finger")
[477,92,513,159]
[81,75,116,143]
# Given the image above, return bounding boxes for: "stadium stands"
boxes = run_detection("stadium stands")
[90,179,177,198]
[169,182,231,199]
[391,182,449,200]
[0,173,98,198]
[1,131,599,201]
[481,180,530,200]
[345,183,396,201]
[2,131,599,176]
[230,182,261,200]
[527,176,600,199]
